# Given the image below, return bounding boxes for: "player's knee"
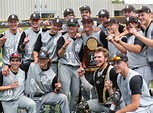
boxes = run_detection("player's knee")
[76,101,89,113]
[60,94,68,102]
[29,100,36,109]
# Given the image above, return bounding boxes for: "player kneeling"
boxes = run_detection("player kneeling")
[0,53,36,113]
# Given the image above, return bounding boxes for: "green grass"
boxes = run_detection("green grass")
[0,27,29,34]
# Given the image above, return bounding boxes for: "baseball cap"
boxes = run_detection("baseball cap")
[97,9,109,17]
[38,50,49,59]
[125,16,139,24]
[30,13,41,20]
[136,6,151,13]
[122,5,135,11]
[10,53,21,60]
[63,8,74,17]
[52,18,63,26]
[111,53,128,62]
[67,18,78,26]
[104,18,119,25]
[81,16,93,23]
[7,14,19,21]
[79,5,91,12]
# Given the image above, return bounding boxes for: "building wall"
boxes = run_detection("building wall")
[0,0,113,21]
[113,4,153,12]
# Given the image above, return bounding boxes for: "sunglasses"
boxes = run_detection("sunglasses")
[67,23,77,27]
[111,56,122,61]
[31,19,39,22]
[11,59,20,62]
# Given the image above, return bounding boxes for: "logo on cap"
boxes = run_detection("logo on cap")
[70,19,74,22]
[40,52,45,56]
[12,15,15,19]
[33,13,36,17]
[126,17,130,21]
[100,10,105,15]
[126,5,129,9]
[56,19,59,23]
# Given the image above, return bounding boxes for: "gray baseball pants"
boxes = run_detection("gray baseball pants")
[58,64,80,111]
[31,92,70,113]
[2,95,36,113]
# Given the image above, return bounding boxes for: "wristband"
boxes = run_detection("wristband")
[62,46,66,50]
[20,43,26,49]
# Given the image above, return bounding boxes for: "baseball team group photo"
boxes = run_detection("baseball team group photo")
[0,0,153,113]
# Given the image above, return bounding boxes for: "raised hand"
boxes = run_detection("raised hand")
[104,80,113,90]
[63,36,71,47]
[24,34,30,44]
[43,16,51,27]
[128,23,137,35]
[0,33,7,42]
[78,68,85,77]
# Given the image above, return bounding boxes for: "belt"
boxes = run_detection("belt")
[26,94,44,97]
[34,94,44,97]
[132,67,139,70]
[52,61,58,64]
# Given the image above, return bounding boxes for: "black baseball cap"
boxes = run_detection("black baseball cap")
[30,13,41,20]
[79,5,91,12]
[111,53,128,62]
[63,8,74,17]
[67,18,78,26]
[136,6,151,13]
[38,50,49,59]
[125,16,139,24]
[122,5,135,12]
[81,16,93,23]
[7,14,19,21]
[97,9,109,17]
[52,18,63,26]
[104,18,119,25]
[10,52,21,61]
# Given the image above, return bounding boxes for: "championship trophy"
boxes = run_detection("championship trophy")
[84,37,99,72]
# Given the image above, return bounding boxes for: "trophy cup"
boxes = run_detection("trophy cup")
[84,37,99,72]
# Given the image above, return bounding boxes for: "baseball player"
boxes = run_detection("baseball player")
[77,47,120,113]
[0,14,22,69]
[80,16,105,101]
[57,18,83,112]
[0,53,36,113]
[120,5,145,37]
[111,53,153,113]
[62,8,75,32]
[97,9,125,51]
[18,13,42,64]
[104,18,123,59]
[128,6,153,78]
[111,16,152,88]
[122,5,136,18]
[33,18,63,75]
[78,5,98,32]
[24,50,70,113]
[97,9,110,35]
